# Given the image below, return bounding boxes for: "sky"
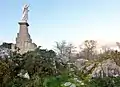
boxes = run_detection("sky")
[1,0,120,50]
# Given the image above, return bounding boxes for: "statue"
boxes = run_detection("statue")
[21,4,29,22]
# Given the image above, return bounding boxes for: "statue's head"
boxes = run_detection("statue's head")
[23,4,29,8]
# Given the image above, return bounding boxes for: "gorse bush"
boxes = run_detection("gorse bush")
[0,47,58,87]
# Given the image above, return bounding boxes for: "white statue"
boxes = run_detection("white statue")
[21,4,29,22]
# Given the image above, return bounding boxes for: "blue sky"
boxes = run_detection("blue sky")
[1,0,120,49]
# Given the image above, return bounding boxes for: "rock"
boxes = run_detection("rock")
[17,69,30,79]
[86,63,95,71]
[74,59,88,70]
[0,47,11,59]
[91,59,120,78]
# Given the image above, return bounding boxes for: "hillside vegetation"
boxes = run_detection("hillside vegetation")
[1,40,120,87]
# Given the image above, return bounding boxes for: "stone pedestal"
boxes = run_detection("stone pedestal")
[16,21,37,54]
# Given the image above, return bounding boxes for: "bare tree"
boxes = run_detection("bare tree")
[54,40,76,63]
[101,45,111,53]
[116,42,120,50]
[79,40,97,60]
[54,40,66,57]
[66,43,76,61]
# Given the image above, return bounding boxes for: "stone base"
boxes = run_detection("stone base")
[15,21,37,54]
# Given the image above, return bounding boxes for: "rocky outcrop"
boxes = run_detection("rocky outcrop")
[74,58,120,78]
[91,59,120,78]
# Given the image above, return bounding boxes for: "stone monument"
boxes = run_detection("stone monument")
[15,4,37,54]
